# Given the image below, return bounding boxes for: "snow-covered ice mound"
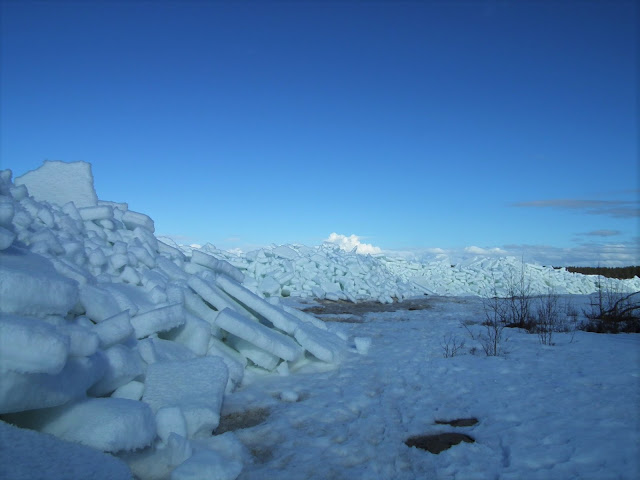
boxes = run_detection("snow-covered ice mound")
[172,243,640,301]
[0,161,348,479]
[163,242,431,303]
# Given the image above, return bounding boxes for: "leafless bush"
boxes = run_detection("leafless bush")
[480,274,508,356]
[504,262,534,330]
[440,333,466,358]
[583,277,640,333]
[535,288,561,345]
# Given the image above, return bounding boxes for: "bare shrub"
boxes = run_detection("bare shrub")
[503,261,535,330]
[440,333,465,358]
[564,300,580,343]
[479,274,508,356]
[582,277,640,333]
[535,288,561,345]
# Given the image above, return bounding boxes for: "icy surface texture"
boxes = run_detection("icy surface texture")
[173,242,640,301]
[0,162,347,479]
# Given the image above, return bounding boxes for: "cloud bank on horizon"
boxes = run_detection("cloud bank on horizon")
[281,232,638,268]
[324,233,382,255]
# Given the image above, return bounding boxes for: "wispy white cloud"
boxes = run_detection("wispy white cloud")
[325,233,382,255]
[464,245,509,255]
[512,198,639,218]
[580,229,621,237]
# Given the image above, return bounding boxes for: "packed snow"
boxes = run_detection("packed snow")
[224,295,640,480]
[0,161,638,479]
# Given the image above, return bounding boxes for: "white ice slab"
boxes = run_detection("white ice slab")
[187,276,241,313]
[130,303,185,339]
[14,160,98,207]
[7,397,156,453]
[78,205,114,222]
[0,225,15,250]
[160,312,211,356]
[0,248,79,317]
[183,288,220,332]
[216,276,301,335]
[156,406,188,445]
[142,357,228,438]
[215,307,303,362]
[122,210,155,233]
[206,337,246,391]
[111,380,145,401]
[190,250,244,283]
[89,344,144,396]
[293,321,347,363]
[93,310,134,348]
[0,315,69,374]
[227,336,280,371]
[79,284,122,323]
[58,323,100,357]
[138,337,197,365]
[0,420,133,480]
[0,355,106,414]
[170,449,243,480]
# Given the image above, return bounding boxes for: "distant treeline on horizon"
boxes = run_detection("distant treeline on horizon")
[555,266,640,280]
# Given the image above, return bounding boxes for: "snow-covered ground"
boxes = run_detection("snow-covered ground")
[225,295,640,480]
[1,161,638,480]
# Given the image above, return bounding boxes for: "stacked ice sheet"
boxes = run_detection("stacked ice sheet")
[166,242,431,303]
[0,161,348,480]
[172,243,640,301]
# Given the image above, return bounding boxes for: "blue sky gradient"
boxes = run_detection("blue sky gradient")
[1,0,637,265]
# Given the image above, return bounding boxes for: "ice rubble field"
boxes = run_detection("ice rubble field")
[165,239,640,302]
[0,161,638,480]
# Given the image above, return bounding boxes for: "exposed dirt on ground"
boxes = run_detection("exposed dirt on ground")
[216,407,270,434]
[301,296,433,316]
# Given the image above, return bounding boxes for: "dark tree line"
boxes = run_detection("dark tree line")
[555,266,640,280]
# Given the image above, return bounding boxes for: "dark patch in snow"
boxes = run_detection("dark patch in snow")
[302,297,433,315]
[405,432,475,454]
[216,407,270,434]
[435,417,479,427]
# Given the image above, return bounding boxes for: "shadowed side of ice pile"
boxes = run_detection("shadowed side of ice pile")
[0,161,349,480]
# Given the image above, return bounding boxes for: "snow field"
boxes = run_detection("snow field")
[221,296,639,480]
[0,161,348,479]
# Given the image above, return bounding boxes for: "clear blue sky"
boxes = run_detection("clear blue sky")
[1,0,638,265]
